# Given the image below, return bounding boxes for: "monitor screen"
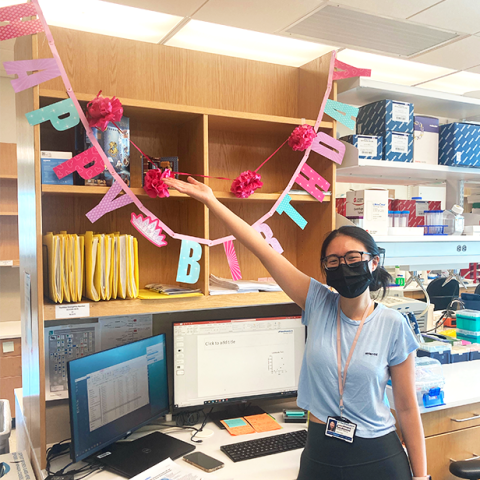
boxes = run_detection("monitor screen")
[67,334,169,462]
[173,316,305,410]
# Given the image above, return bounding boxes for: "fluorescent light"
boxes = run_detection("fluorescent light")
[34,0,183,43]
[165,20,337,67]
[336,49,454,86]
[417,71,480,95]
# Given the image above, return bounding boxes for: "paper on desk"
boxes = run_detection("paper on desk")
[99,314,152,350]
[245,413,282,433]
[130,457,204,480]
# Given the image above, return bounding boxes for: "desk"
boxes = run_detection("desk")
[46,406,306,480]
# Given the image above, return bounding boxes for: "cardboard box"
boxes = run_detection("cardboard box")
[0,452,35,480]
[340,135,383,160]
[336,198,346,216]
[413,115,439,165]
[41,151,73,185]
[142,155,179,186]
[346,189,388,235]
[357,100,414,136]
[439,122,480,168]
[384,132,413,162]
[390,199,441,227]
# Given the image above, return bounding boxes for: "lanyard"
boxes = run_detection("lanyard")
[336,300,372,417]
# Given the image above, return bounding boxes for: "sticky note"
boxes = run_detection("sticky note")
[224,418,247,428]
[2,341,14,353]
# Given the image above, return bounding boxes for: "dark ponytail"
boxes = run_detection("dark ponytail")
[321,226,392,299]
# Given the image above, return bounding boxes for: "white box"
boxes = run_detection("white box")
[346,189,388,236]
[0,452,35,480]
[413,116,439,165]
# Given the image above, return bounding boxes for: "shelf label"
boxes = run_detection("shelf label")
[0,260,14,266]
[55,303,90,319]
[357,137,377,157]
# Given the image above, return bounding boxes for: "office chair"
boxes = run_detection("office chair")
[450,457,480,479]
[475,284,480,295]
[426,277,460,311]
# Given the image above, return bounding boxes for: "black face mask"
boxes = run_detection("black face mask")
[326,260,374,299]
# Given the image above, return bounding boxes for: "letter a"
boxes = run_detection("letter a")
[0,3,43,42]
[4,58,61,93]
[324,99,359,131]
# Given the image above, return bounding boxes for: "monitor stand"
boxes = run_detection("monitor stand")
[210,404,266,429]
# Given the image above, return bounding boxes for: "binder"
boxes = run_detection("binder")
[117,234,127,299]
[42,232,63,303]
[110,233,119,300]
[126,235,139,299]
[84,231,101,302]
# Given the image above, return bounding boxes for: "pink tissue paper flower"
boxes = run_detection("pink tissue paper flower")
[288,124,317,151]
[86,90,124,131]
[144,168,173,199]
[230,170,263,199]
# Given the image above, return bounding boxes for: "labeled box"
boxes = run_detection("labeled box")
[346,189,388,236]
[356,100,414,136]
[390,199,441,227]
[41,151,73,185]
[384,132,413,162]
[336,198,346,216]
[439,122,480,168]
[340,135,383,160]
[413,115,439,165]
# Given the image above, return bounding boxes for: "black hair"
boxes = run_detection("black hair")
[321,225,392,299]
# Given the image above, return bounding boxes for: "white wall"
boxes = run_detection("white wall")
[0,39,20,322]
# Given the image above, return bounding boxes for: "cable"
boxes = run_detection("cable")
[190,408,213,443]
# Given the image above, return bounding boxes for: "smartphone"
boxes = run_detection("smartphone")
[183,452,224,473]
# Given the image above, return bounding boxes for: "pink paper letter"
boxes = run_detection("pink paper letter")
[254,224,284,254]
[4,58,61,93]
[0,3,43,41]
[85,182,134,223]
[54,147,105,180]
[223,240,242,281]
[130,213,168,247]
[333,59,371,81]
[311,132,346,165]
[294,164,330,203]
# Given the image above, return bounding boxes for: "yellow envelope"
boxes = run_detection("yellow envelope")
[84,231,100,302]
[126,235,139,299]
[42,232,63,303]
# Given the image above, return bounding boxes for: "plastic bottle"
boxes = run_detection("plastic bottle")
[443,204,465,235]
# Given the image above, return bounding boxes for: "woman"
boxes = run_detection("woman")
[163,176,429,480]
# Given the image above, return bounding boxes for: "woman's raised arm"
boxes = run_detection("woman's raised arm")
[163,176,310,310]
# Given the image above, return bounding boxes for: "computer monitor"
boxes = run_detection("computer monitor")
[173,316,305,411]
[67,334,169,463]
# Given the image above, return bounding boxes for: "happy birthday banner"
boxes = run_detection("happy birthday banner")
[1,1,371,287]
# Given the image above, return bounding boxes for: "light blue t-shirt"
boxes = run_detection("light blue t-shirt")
[297,278,419,438]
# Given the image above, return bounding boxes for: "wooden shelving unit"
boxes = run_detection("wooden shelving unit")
[15,27,337,472]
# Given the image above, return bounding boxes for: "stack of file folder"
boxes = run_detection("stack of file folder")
[43,231,139,303]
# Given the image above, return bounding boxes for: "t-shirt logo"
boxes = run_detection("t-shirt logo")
[365,352,378,356]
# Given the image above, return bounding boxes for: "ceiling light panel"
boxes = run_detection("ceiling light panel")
[165,20,336,67]
[337,49,454,86]
[285,5,458,57]
[416,71,480,95]
[101,0,207,17]
[36,0,183,43]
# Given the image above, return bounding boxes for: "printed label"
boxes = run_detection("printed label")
[456,152,462,164]
[0,260,13,266]
[392,103,409,123]
[457,328,480,337]
[391,134,409,154]
[357,137,378,157]
[366,201,387,221]
[416,201,429,217]
[55,303,90,319]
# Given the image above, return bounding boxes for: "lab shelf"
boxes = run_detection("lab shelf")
[337,77,480,121]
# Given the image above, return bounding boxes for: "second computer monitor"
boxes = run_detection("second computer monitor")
[173,316,305,410]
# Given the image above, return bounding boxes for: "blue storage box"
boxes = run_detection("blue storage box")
[340,135,383,160]
[357,100,414,136]
[417,349,451,365]
[470,350,480,361]
[439,123,480,168]
[450,349,470,363]
[41,151,73,185]
[384,132,413,162]
[460,293,480,311]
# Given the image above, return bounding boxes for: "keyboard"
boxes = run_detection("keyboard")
[220,429,307,462]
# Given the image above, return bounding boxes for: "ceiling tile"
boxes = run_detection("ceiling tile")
[412,35,480,70]
[192,0,324,33]
[409,0,480,34]
[466,65,480,74]
[101,0,206,17]
[416,71,480,95]
[330,0,441,19]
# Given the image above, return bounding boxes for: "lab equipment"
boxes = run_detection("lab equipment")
[388,211,394,227]
[417,341,452,365]
[220,429,307,462]
[443,205,465,235]
[456,309,480,344]
[426,277,460,311]
[67,334,175,466]
[414,357,445,408]
[443,269,468,289]
[379,296,434,332]
[424,210,445,235]
[399,211,409,227]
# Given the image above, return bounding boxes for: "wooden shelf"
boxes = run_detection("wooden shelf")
[0,175,17,180]
[41,184,331,202]
[0,212,18,216]
[44,291,294,321]
[337,141,480,186]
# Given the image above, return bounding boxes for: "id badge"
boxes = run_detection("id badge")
[325,416,357,443]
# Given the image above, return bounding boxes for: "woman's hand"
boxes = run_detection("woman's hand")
[163,176,216,205]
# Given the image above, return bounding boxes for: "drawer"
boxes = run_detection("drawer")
[422,402,480,437]
[0,375,22,417]
[0,338,21,357]
[0,355,22,378]
[426,425,480,480]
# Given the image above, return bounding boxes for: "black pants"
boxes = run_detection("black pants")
[297,421,412,480]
